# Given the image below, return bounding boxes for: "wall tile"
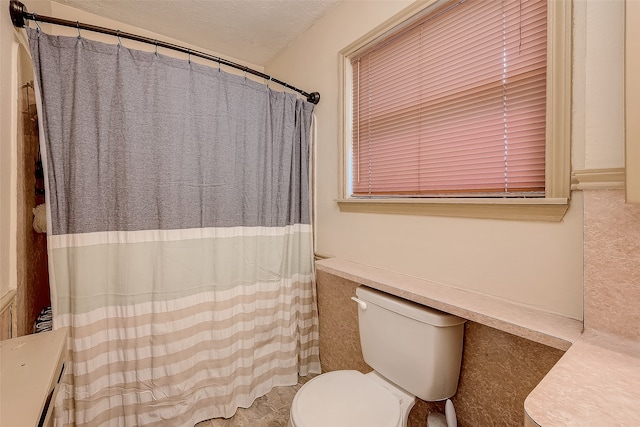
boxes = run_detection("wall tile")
[316,269,371,373]
[584,189,640,340]
[453,322,563,426]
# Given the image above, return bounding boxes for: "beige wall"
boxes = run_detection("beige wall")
[266,0,626,320]
[47,2,263,72]
[0,0,30,301]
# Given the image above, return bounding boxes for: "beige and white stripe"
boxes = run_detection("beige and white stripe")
[50,227,319,426]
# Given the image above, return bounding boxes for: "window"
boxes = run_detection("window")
[338,0,572,221]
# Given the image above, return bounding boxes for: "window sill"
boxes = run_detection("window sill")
[336,197,570,221]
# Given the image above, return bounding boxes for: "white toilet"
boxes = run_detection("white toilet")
[288,286,466,427]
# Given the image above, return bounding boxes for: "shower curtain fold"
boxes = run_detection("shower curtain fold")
[27,28,320,426]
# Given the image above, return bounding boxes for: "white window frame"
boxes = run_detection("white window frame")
[336,0,572,222]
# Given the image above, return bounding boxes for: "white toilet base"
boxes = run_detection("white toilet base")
[288,370,416,427]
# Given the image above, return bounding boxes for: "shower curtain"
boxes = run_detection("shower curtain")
[27,28,319,426]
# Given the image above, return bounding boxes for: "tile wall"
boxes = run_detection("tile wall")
[584,189,640,340]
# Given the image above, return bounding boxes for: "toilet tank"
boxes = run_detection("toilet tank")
[356,286,466,401]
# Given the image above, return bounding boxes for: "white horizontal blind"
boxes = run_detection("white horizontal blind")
[351,0,547,197]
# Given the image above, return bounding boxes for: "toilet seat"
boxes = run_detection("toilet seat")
[290,370,401,427]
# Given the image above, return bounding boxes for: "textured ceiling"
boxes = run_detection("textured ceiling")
[51,0,341,65]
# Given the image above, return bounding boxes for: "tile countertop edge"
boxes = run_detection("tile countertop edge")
[315,258,583,351]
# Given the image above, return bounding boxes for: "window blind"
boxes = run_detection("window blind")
[351,0,547,197]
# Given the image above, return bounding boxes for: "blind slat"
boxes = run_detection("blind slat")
[352,0,547,196]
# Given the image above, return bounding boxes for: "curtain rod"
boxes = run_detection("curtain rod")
[8,0,321,105]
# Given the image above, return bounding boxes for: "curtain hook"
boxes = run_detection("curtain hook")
[34,13,41,33]
[154,39,158,56]
[76,21,81,39]
[217,58,221,73]
[116,29,122,46]
[243,67,248,82]
[266,76,272,89]
[188,48,191,64]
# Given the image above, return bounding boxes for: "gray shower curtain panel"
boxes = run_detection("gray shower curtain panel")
[28,28,320,426]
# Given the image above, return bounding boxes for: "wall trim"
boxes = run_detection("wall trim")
[0,289,17,316]
[337,197,569,222]
[571,168,625,190]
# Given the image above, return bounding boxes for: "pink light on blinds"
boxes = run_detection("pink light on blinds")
[351,0,547,197]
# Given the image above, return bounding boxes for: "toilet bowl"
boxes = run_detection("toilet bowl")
[288,286,466,427]
[288,370,414,427]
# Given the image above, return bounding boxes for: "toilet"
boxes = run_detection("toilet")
[288,286,466,427]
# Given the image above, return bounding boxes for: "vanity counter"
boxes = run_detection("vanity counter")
[524,330,640,426]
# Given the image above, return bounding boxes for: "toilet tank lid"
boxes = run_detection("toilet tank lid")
[356,286,466,327]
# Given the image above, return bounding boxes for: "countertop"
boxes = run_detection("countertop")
[524,330,640,426]
[0,328,68,427]
[316,258,583,350]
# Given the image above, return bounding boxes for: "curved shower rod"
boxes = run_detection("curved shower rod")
[8,0,321,105]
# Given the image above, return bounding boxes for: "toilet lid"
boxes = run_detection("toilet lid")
[291,370,401,427]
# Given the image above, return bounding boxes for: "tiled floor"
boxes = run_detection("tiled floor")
[194,375,315,427]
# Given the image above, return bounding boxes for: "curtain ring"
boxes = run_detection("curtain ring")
[76,21,81,39]
[116,29,122,46]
